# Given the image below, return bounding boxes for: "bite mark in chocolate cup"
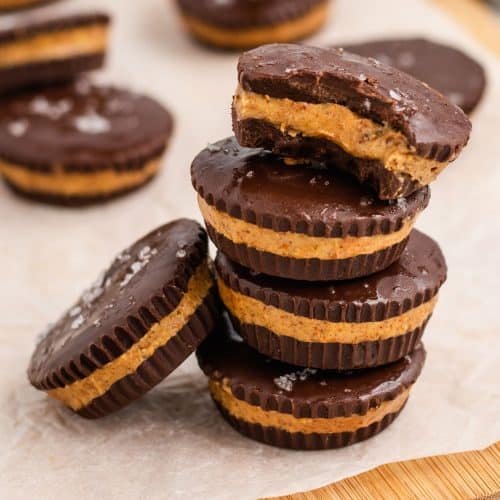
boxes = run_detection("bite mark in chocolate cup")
[197,315,426,450]
[28,219,220,418]
[233,43,471,199]
[191,137,430,281]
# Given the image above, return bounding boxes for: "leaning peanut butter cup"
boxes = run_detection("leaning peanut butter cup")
[191,137,430,282]
[197,314,426,450]
[216,229,446,370]
[28,219,219,418]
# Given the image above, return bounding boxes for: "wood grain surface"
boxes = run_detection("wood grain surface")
[428,0,500,55]
[267,441,500,500]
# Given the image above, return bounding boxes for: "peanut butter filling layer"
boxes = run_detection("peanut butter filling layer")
[199,196,415,260]
[211,379,410,434]
[48,263,213,411]
[0,157,162,197]
[180,2,328,49]
[234,87,450,186]
[218,279,437,344]
[0,25,108,68]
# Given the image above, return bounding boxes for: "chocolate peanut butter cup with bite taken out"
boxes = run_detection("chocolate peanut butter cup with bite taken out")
[340,38,486,115]
[216,230,446,370]
[0,81,173,205]
[175,0,330,51]
[0,9,110,93]
[191,137,430,282]
[28,219,220,418]
[233,43,471,199]
[197,314,427,450]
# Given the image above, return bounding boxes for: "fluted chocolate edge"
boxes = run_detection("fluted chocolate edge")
[230,314,429,370]
[214,399,407,450]
[209,224,409,281]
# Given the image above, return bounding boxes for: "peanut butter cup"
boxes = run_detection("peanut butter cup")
[191,137,430,281]
[0,9,110,93]
[28,220,219,418]
[233,43,471,199]
[197,314,426,450]
[0,81,173,204]
[216,230,446,370]
[176,0,330,50]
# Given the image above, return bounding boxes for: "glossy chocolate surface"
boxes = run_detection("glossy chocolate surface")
[0,82,173,170]
[216,229,447,321]
[197,314,426,415]
[28,219,208,387]
[192,137,430,237]
[237,44,471,161]
[341,38,486,115]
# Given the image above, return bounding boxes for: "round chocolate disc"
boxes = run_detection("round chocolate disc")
[0,81,173,171]
[28,219,219,418]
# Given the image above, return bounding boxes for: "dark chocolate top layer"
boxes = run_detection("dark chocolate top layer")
[28,219,208,389]
[191,137,430,238]
[216,229,447,322]
[197,314,426,417]
[340,38,486,115]
[176,0,327,29]
[0,82,173,171]
[0,10,110,44]
[238,44,471,161]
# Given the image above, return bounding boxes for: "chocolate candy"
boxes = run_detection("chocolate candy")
[175,0,330,50]
[216,230,446,370]
[0,9,110,93]
[191,137,430,281]
[197,314,426,450]
[340,38,486,115]
[28,219,220,418]
[233,43,471,199]
[0,82,173,205]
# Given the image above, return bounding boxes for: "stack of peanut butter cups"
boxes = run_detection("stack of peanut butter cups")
[191,43,471,450]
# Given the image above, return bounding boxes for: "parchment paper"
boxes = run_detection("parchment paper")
[0,1,499,498]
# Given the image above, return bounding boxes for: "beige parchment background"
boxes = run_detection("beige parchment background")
[0,0,499,498]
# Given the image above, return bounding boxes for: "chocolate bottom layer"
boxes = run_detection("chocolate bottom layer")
[230,315,429,370]
[3,170,157,207]
[234,117,423,200]
[77,287,220,419]
[0,52,105,95]
[206,224,410,281]
[215,399,406,450]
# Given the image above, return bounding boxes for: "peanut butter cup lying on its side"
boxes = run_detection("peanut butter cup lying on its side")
[0,81,173,205]
[28,220,220,418]
[197,314,426,450]
[175,0,330,50]
[233,43,471,199]
[216,230,446,370]
[191,137,430,281]
[0,9,110,93]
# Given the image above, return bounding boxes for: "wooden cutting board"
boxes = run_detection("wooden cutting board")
[266,441,500,500]
[428,0,500,56]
